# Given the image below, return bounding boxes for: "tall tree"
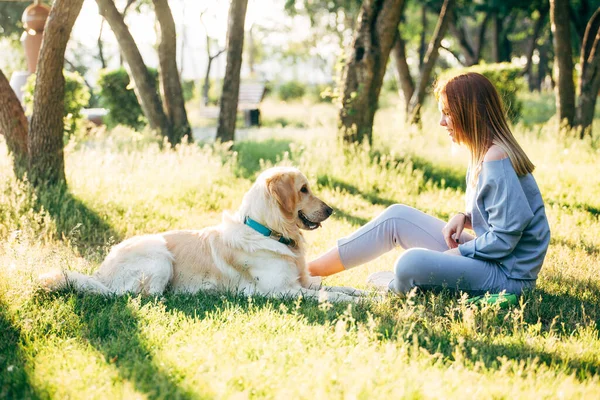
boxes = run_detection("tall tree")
[28,0,84,186]
[152,0,191,144]
[0,69,28,176]
[522,7,549,91]
[391,33,414,115]
[216,0,249,143]
[200,11,226,106]
[96,0,173,143]
[575,7,600,136]
[338,0,406,145]
[97,18,107,69]
[407,0,456,125]
[447,8,490,67]
[550,0,576,128]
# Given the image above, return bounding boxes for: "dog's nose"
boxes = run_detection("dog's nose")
[325,205,333,217]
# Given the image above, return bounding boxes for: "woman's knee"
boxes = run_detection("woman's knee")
[392,248,431,293]
[381,204,412,221]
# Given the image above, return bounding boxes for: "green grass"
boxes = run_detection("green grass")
[1,96,600,398]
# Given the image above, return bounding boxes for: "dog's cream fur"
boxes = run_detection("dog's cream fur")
[39,167,365,302]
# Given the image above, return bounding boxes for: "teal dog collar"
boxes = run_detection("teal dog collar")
[244,217,294,246]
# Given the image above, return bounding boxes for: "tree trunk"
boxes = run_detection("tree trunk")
[576,8,600,136]
[537,36,550,91]
[523,8,548,91]
[391,32,414,116]
[473,13,490,64]
[448,11,489,67]
[28,0,84,186]
[448,17,474,66]
[118,0,136,67]
[216,0,249,143]
[550,0,576,128]
[499,15,515,62]
[153,0,191,144]
[408,0,456,125]
[0,68,28,176]
[203,58,213,107]
[96,0,172,141]
[419,5,427,68]
[338,0,406,145]
[491,12,501,62]
[98,18,107,69]
[247,24,256,77]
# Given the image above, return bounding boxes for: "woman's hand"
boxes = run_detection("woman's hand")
[442,213,469,249]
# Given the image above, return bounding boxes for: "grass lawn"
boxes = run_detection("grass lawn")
[1,95,600,399]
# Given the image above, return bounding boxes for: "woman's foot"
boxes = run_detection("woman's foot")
[366,271,395,291]
[308,247,345,277]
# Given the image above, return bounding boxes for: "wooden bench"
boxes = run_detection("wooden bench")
[238,82,266,127]
[198,81,266,127]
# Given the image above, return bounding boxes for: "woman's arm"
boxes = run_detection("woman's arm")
[458,165,534,260]
[442,212,472,249]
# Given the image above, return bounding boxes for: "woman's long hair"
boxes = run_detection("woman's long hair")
[434,72,534,186]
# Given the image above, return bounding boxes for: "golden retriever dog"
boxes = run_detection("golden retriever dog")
[39,167,365,302]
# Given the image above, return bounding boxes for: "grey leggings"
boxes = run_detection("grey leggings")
[338,204,535,295]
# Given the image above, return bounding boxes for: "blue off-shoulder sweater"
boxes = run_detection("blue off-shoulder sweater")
[458,157,551,280]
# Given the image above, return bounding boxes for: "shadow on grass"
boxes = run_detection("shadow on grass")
[551,237,600,257]
[32,184,122,259]
[548,199,600,218]
[316,174,396,207]
[231,139,293,179]
[316,154,465,208]
[527,275,600,328]
[0,299,40,399]
[330,208,369,227]
[157,284,600,381]
[29,264,599,389]
[370,150,466,191]
[31,273,600,392]
[158,268,600,381]
[69,294,196,399]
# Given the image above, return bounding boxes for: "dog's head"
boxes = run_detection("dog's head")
[239,167,333,239]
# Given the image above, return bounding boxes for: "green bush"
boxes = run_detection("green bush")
[196,78,221,105]
[277,80,306,102]
[22,70,91,139]
[97,67,158,130]
[181,79,196,102]
[307,83,335,103]
[441,62,524,123]
[382,76,399,93]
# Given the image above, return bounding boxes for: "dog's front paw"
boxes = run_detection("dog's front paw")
[304,275,322,290]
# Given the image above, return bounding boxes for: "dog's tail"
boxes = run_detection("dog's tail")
[39,270,112,294]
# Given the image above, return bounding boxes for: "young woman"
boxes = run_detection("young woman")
[308,72,551,296]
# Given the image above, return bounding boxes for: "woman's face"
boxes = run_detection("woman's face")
[438,96,457,144]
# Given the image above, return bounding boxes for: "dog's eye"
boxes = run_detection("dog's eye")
[300,186,309,194]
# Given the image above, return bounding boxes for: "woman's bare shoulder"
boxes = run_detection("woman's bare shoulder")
[484,145,508,162]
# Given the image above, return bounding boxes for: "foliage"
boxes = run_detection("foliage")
[0,2,27,39]
[181,79,196,102]
[0,38,26,78]
[97,67,158,130]
[305,83,335,103]
[441,62,525,122]
[277,80,306,102]
[22,70,91,140]
[196,78,222,106]
[518,90,556,127]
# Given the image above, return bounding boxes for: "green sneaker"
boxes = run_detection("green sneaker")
[466,293,518,309]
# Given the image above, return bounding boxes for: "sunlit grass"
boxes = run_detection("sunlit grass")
[1,96,599,398]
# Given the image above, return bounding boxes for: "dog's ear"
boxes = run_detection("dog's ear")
[266,173,297,217]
